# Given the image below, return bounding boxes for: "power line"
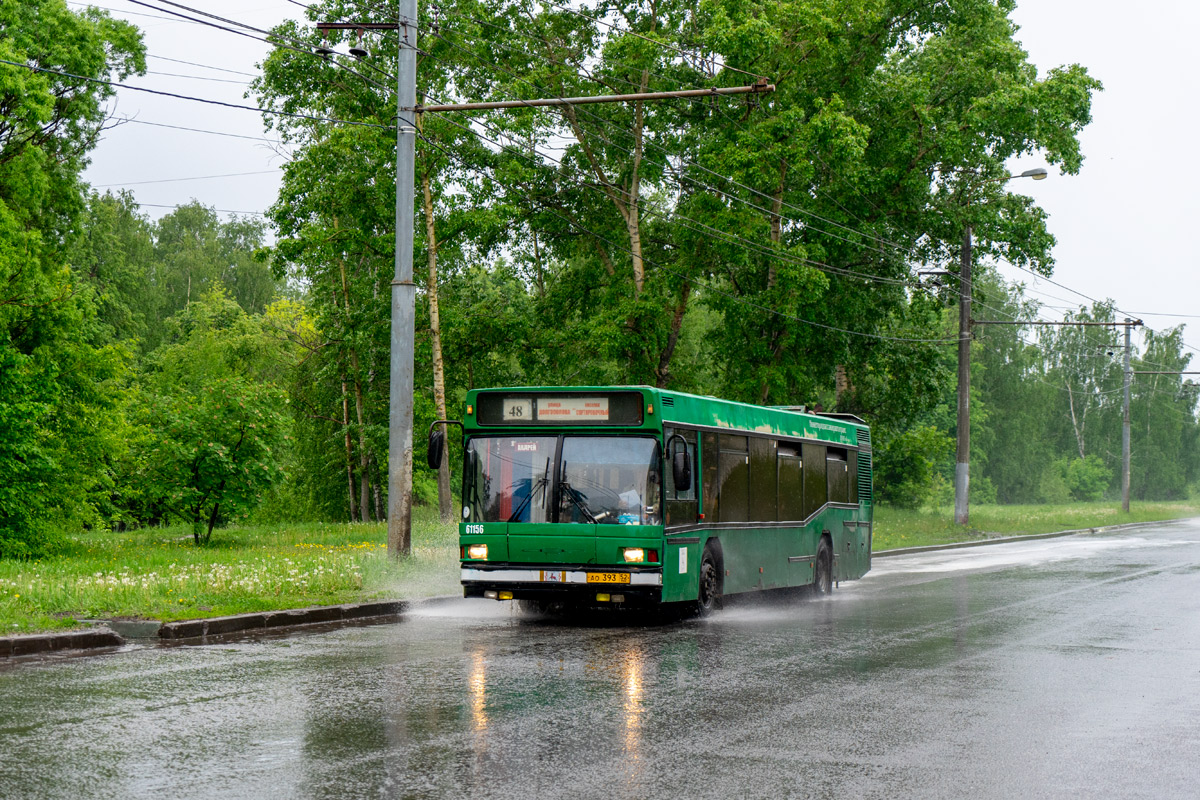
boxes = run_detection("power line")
[132,201,266,216]
[147,54,258,78]
[68,1,196,23]
[145,69,250,85]
[115,118,286,143]
[135,0,395,94]
[92,169,280,188]
[0,58,395,130]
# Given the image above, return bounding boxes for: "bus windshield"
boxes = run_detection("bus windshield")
[463,436,661,525]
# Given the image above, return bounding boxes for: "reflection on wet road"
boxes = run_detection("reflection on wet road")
[3,523,1200,799]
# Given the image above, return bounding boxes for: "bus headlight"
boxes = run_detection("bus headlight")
[466,544,488,560]
[622,547,645,564]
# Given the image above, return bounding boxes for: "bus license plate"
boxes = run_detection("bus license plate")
[587,572,630,584]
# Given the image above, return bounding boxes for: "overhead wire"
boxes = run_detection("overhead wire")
[115,118,288,143]
[92,169,281,188]
[0,58,395,130]
[125,0,395,95]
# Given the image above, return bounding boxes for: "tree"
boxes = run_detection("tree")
[133,292,289,542]
[0,1,145,557]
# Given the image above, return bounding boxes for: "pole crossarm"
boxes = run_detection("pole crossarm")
[1133,371,1200,375]
[316,23,400,30]
[417,82,774,113]
[971,320,1144,327]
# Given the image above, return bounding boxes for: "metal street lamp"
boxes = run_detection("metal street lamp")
[954,167,1050,526]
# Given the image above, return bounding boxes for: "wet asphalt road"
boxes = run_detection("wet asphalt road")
[3,523,1200,800]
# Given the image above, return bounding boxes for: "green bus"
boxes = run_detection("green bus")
[428,386,873,613]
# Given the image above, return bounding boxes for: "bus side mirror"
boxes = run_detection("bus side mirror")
[672,447,691,491]
[427,428,445,470]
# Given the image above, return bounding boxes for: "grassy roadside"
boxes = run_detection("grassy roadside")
[2,501,1197,635]
[0,508,460,634]
[872,501,1200,551]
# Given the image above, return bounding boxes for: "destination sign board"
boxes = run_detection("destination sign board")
[535,397,609,421]
[478,392,643,426]
[501,397,609,421]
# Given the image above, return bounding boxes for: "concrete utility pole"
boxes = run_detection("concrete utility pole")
[1122,318,1132,513]
[954,167,1047,526]
[389,0,418,557]
[321,15,772,558]
[954,223,972,526]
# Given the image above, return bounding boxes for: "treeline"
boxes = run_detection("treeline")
[877,274,1200,508]
[3,0,1194,558]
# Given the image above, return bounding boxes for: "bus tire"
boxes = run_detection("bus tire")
[697,544,723,616]
[813,536,833,597]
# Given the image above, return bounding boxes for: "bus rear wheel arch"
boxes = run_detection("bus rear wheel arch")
[813,534,833,597]
[697,540,723,615]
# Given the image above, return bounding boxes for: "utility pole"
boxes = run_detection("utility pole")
[1122,318,1132,513]
[953,167,1048,527]
[954,224,972,526]
[389,0,418,557]
[319,15,772,558]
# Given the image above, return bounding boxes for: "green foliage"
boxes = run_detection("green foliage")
[874,425,953,509]
[132,292,290,543]
[1062,455,1111,502]
[0,1,144,557]
[137,377,286,544]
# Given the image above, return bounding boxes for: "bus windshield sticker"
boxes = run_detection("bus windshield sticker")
[537,397,610,421]
[503,398,532,421]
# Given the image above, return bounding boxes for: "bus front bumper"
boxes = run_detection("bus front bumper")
[462,565,663,604]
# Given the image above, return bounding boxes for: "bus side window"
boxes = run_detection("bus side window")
[702,432,719,521]
[749,437,776,522]
[717,434,749,522]
[827,448,849,504]
[848,450,859,504]
[802,443,827,517]
[777,445,802,521]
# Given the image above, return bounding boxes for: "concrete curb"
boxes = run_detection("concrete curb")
[1,600,408,659]
[157,600,407,641]
[872,518,1187,558]
[0,628,125,659]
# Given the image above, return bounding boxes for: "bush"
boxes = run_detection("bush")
[1038,456,1111,503]
[1065,455,1111,501]
[875,425,953,509]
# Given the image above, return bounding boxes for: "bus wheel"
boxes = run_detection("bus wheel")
[813,537,833,597]
[697,546,722,616]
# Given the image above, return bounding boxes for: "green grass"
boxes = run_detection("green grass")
[873,500,1200,551]
[0,507,460,634]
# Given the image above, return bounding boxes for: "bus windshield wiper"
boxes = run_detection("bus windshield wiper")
[559,460,605,523]
[507,458,549,522]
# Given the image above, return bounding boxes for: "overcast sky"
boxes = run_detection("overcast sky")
[78,0,1200,359]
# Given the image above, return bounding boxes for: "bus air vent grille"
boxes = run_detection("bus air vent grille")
[661,396,675,407]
